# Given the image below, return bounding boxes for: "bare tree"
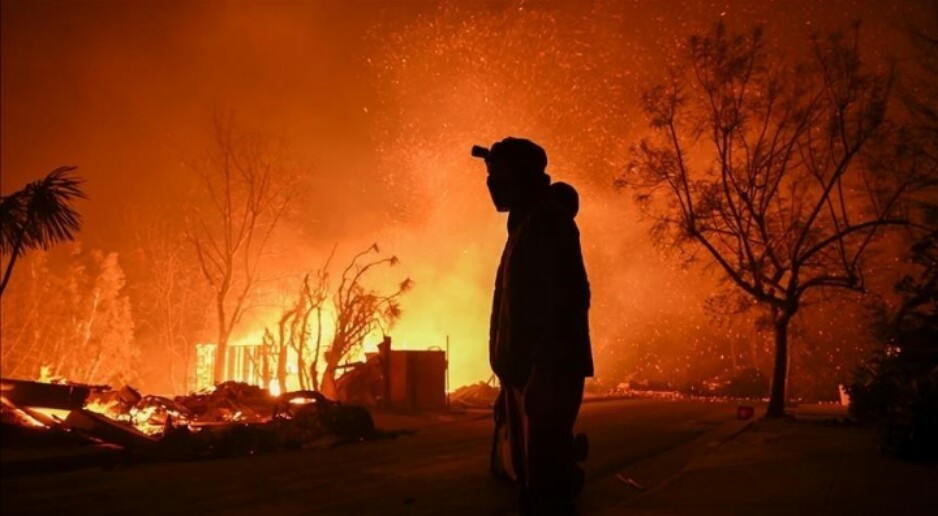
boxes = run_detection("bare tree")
[130,214,211,394]
[261,271,330,393]
[64,251,136,384]
[320,244,411,398]
[0,254,51,377]
[187,114,293,384]
[291,263,332,391]
[619,22,932,417]
[1,247,136,385]
[273,304,293,393]
[1,167,85,296]
[306,255,332,391]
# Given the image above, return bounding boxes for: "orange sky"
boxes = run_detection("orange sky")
[1,0,929,390]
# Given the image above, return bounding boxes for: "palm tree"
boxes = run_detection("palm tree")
[0,166,85,295]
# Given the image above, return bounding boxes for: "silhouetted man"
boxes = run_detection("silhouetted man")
[477,137,593,515]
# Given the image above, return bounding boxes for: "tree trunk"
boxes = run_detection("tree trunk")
[309,362,319,391]
[0,248,22,296]
[321,360,338,399]
[0,211,32,296]
[276,341,288,394]
[213,330,229,385]
[309,307,323,391]
[766,313,792,418]
[296,353,308,391]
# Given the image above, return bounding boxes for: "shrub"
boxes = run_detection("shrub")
[848,351,938,461]
[848,232,938,462]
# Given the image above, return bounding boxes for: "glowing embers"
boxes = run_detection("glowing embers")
[3,376,377,465]
[22,407,72,423]
[127,396,195,436]
[0,395,50,428]
[268,379,281,397]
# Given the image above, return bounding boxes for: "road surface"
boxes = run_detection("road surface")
[2,398,740,515]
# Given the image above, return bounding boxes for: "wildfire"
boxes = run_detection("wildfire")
[268,379,281,396]
[26,407,71,422]
[0,396,48,428]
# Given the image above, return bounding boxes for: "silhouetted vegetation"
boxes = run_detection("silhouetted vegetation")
[0,167,85,295]
[186,113,294,384]
[847,10,938,457]
[849,231,938,461]
[129,214,212,394]
[261,261,330,393]
[619,21,932,417]
[0,246,136,385]
[320,244,411,398]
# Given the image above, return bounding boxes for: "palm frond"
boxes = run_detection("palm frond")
[2,166,85,256]
[0,191,29,254]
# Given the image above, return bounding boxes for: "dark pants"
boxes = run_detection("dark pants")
[503,367,585,515]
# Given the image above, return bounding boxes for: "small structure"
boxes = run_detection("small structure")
[195,335,449,411]
[385,348,448,411]
[333,337,448,411]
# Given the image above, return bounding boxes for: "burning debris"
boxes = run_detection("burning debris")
[1,376,377,475]
[172,382,271,426]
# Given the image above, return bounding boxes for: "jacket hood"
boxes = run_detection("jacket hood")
[549,181,579,218]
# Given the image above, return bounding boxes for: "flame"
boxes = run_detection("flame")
[268,379,281,396]
[1,396,50,428]
[85,398,121,419]
[25,407,71,422]
[37,365,67,384]
[127,402,192,436]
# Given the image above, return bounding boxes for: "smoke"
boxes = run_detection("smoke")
[1,0,925,392]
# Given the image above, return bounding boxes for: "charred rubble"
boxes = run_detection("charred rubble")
[1,378,375,475]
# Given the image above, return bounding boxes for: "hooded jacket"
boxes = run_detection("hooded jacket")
[489,183,594,388]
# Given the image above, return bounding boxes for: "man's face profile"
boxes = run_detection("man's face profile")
[486,156,518,212]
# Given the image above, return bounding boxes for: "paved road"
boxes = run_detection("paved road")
[2,399,738,515]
